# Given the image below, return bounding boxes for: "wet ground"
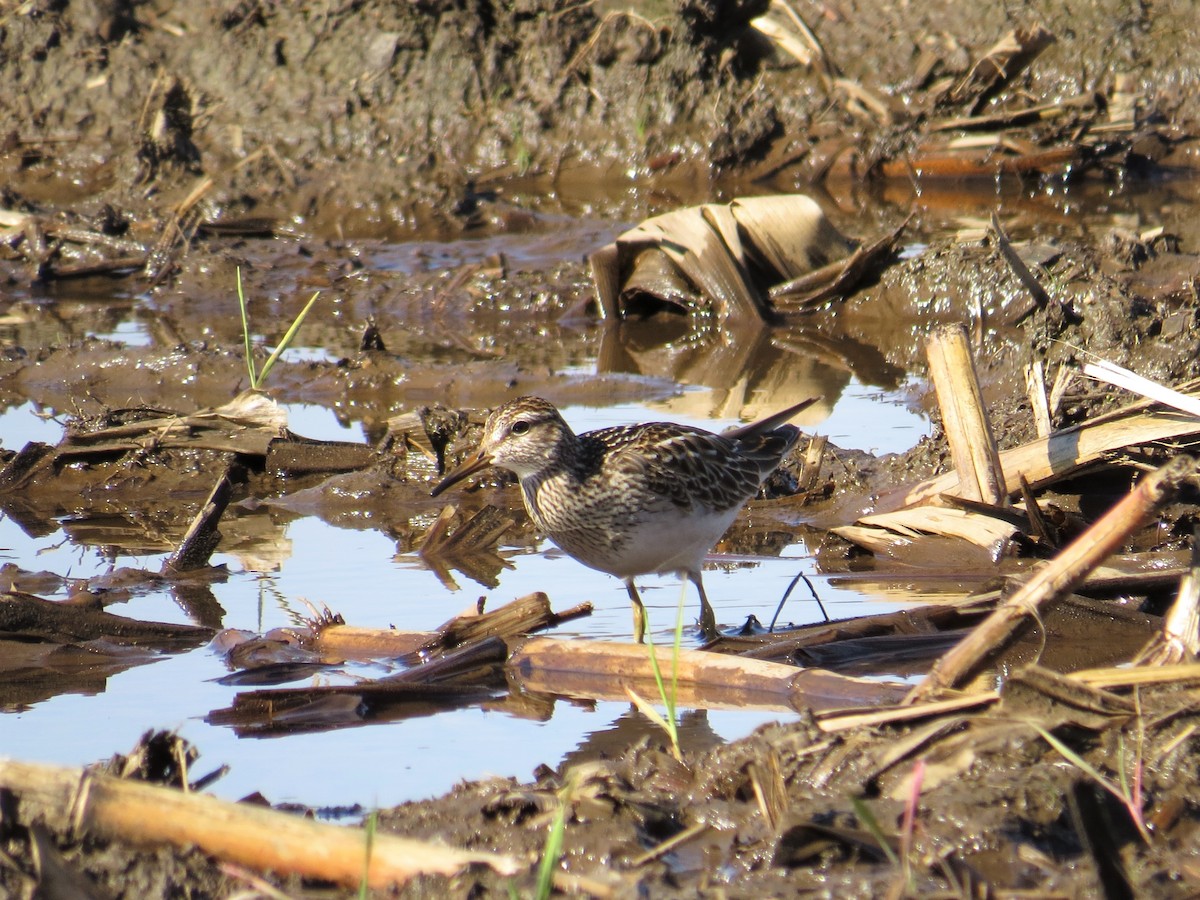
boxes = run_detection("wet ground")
[5,0,1200,896]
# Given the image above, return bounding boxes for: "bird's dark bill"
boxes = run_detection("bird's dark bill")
[430,451,493,497]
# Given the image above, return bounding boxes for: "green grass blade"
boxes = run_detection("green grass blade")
[533,779,571,900]
[1029,723,1119,795]
[257,290,321,387]
[639,628,680,757]
[669,582,686,726]
[850,796,900,867]
[236,267,258,390]
[626,686,674,737]
[1117,735,1131,800]
[1030,722,1150,841]
[358,808,377,899]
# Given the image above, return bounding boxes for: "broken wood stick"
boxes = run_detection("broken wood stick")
[798,434,828,492]
[1019,473,1057,549]
[0,758,520,889]
[1025,360,1053,438]
[1081,357,1200,419]
[1136,526,1200,666]
[312,626,429,660]
[817,692,997,733]
[907,455,1200,703]
[879,403,1200,513]
[878,145,1082,180]
[943,24,1057,113]
[40,255,148,279]
[992,211,1051,322]
[507,637,909,712]
[925,324,1007,506]
[311,593,592,662]
[162,472,232,573]
[0,591,212,644]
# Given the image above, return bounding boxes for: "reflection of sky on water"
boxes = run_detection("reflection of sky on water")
[0,374,938,810]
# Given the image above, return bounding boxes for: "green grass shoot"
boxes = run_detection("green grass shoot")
[1029,722,1150,842]
[236,266,321,390]
[358,808,378,899]
[850,796,900,868]
[532,776,573,900]
[628,582,688,760]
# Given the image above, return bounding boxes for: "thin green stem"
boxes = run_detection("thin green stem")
[533,776,573,900]
[257,290,321,386]
[1030,722,1151,842]
[358,808,377,899]
[235,267,321,391]
[851,797,900,867]
[670,581,686,727]
[236,267,258,389]
[643,624,680,756]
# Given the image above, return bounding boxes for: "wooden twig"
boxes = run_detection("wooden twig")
[406,593,591,663]
[1073,662,1200,690]
[907,455,1200,703]
[929,94,1096,132]
[162,472,231,573]
[925,324,1007,506]
[798,434,828,492]
[991,211,1050,322]
[39,255,148,280]
[878,145,1081,180]
[305,625,428,660]
[1136,526,1200,666]
[1048,364,1074,418]
[878,403,1200,513]
[1019,473,1056,549]
[313,593,593,662]
[943,24,1057,113]
[0,759,520,889]
[817,692,997,733]
[506,636,909,712]
[1025,360,1053,438]
[1082,357,1200,419]
[757,0,837,78]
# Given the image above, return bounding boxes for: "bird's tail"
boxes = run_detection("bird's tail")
[722,396,820,441]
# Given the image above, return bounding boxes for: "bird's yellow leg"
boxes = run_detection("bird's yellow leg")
[689,571,718,642]
[625,581,647,644]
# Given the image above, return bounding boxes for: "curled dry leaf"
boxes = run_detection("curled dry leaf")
[589,194,858,324]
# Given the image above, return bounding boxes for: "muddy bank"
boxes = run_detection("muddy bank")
[4,0,1200,234]
[6,662,1200,897]
[382,681,1200,897]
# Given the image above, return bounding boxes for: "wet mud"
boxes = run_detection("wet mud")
[5,0,1200,896]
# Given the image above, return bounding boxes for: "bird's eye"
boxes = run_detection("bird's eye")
[511,421,531,435]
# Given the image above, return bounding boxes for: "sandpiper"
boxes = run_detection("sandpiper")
[430,396,816,641]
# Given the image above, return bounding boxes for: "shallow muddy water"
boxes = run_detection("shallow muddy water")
[0,392,927,810]
[2,177,1197,812]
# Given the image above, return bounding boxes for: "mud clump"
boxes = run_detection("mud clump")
[3,0,1199,231]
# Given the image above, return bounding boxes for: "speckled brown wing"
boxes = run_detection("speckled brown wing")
[733,427,802,479]
[603,424,769,513]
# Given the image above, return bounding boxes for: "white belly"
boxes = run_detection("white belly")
[549,504,740,580]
